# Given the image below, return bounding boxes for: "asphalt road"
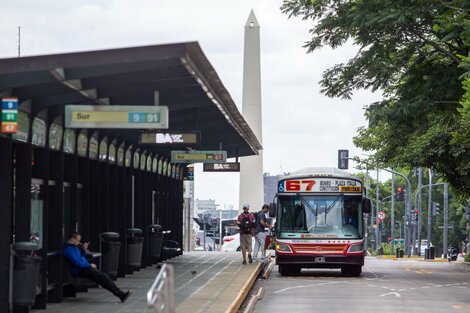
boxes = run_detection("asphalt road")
[252,258,470,313]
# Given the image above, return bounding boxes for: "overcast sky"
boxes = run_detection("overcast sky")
[1,0,384,209]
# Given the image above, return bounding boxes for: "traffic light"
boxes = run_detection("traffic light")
[396,186,405,201]
[414,210,419,221]
[432,202,440,216]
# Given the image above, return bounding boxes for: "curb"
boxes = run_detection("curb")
[242,287,264,313]
[224,262,265,313]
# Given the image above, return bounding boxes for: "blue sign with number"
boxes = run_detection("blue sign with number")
[2,98,18,110]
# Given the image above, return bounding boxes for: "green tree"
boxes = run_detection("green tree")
[281,0,470,198]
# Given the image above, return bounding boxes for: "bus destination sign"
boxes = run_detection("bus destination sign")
[171,150,227,164]
[278,178,362,193]
[65,105,169,129]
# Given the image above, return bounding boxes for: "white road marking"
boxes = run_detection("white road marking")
[379,292,402,298]
[273,281,347,294]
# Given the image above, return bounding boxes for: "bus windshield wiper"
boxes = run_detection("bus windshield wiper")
[325,193,343,214]
[297,193,317,216]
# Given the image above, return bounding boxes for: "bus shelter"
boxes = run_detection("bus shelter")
[0,42,261,312]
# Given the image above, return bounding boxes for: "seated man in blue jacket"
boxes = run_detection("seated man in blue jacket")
[63,232,132,303]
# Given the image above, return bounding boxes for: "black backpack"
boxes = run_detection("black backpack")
[240,214,252,234]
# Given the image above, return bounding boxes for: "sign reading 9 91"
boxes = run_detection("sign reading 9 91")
[278,178,362,193]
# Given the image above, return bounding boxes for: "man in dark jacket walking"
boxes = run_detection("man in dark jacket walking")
[63,232,132,303]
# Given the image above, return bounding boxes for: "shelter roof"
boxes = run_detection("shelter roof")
[0,42,261,157]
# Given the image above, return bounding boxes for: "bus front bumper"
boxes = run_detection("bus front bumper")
[276,253,364,268]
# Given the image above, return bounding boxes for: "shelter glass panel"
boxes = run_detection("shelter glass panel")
[117,146,125,166]
[158,159,163,175]
[133,151,140,169]
[162,160,168,176]
[12,111,30,142]
[152,157,158,173]
[31,183,44,249]
[108,144,116,164]
[63,129,76,154]
[89,136,98,160]
[32,117,47,147]
[140,153,146,170]
[125,147,132,167]
[99,140,108,161]
[147,154,152,171]
[77,132,88,157]
[48,123,63,150]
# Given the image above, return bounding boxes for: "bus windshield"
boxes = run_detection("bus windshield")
[278,195,363,239]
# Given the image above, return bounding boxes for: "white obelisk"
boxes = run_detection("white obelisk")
[239,10,264,212]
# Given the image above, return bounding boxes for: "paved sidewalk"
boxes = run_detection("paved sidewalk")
[32,252,262,313]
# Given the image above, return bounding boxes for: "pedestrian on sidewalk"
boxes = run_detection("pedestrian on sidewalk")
[237,204,256,264]
[63,232,132,303]
[253,204,273,262]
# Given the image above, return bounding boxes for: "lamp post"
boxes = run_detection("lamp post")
[383,168,412,256]
[414,181,448,258]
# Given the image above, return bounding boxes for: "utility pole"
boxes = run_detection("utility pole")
[391,172,395,255]
[376,169,380,250]
[443,183,449,258]
[365,166,370,251]
[427,169,433,256]
[417,168,423,256]
[383,168,412,256]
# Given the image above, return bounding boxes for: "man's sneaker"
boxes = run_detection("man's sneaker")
[248,254,253,264]
[242,260,247,265]
[120,290,132,303]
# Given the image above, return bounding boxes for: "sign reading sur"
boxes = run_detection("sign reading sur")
[1,97,18,134]
[65,105,169,129]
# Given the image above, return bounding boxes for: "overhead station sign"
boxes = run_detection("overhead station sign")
[171,150,227,164]
[65,105,169,129]
[139,131,200,146]
[1,97,18,134]
[203,162,240,172]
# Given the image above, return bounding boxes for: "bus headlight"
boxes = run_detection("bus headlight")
[348,243,364,253]
[275,242,292,253]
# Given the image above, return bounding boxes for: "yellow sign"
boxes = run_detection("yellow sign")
[339,186,362,193]
[71,111,128,123]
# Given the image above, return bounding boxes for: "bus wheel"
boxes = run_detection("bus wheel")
[279,265,291,276]
[341,265,362,277]
[291,266,301,276]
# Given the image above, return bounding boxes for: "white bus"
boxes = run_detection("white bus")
[270,167,371,276]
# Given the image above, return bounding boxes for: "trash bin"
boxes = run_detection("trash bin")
[147,224,163,260]
[12,242,41,306]
[100,232,121,279]
[396,248,404,258]
[126,228,144,268]
[378,247,384,256]
[429,246,435,259]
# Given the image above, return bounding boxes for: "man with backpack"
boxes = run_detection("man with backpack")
[253,204,273,262]
[237,204,256,264]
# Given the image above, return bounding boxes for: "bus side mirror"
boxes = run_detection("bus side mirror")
[362,198,372,214]
[269,203,277,217]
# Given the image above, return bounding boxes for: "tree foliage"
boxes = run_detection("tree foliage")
[281,0,470,199]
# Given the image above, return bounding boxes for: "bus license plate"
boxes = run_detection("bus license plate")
[315,257,325,263]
